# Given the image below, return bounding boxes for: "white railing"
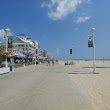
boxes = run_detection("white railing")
[0,67,10,75]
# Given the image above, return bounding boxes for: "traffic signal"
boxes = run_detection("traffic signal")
[88,36,93,47]
[70,49,72,54]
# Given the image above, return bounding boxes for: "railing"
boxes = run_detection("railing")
[0,67,10,74]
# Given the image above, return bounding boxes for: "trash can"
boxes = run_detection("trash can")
[9,62,14,71]
[10,65,13,71]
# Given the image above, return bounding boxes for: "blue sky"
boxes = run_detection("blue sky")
[0,0,110,59]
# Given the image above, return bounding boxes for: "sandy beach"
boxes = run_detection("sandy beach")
[0,60,110,110]
[59,60,110,68]
[66,60,110,110]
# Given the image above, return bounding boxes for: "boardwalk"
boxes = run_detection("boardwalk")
[0,64,95,110]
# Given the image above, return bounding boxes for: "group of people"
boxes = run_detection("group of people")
[47,58,54,66]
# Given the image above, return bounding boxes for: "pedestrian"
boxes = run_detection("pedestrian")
[47,58,50,66]
[52,58,54,66]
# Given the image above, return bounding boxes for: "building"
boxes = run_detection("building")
[0,34,47,61]
[0,35,36,58]
[13,35,38,54]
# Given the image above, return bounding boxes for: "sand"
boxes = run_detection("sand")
[67,60,110,110]
[58,60,110,68]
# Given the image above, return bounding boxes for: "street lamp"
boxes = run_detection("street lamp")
[91,28,96,73]
[35,48,36,65]
[72,46,73,62]
[4,28,11,67]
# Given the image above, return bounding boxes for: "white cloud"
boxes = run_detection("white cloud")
[55,48,60,54]
[74,28,79,31]
[0,29,6,42]
[48,0,82,20]
[0,29,6,37]
[0,28,12,42]
[76,16,90,23]
[41,2,45,8]
[41,0,91,20]
[85,0,92,4]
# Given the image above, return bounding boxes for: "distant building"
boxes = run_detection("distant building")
[0,35,37,53]
[0,35,46,59]
[13,35,38,54]
[0,34,48,61]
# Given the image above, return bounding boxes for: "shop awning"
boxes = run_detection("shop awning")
[1,50,15,57]
[15,53,26,58]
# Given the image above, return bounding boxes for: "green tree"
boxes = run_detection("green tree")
[0,53,7,62]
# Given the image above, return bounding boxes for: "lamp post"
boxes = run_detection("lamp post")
[91,28,96,73]
[35,54,36,65]
[72,46,74,65]
[4,28,10,67]
[34,47,36,65]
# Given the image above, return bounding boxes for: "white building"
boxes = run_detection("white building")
[0,35,47,59]
[12,35,38,54]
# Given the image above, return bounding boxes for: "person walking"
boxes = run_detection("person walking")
[52,58,54,66]
[47,58,50,66]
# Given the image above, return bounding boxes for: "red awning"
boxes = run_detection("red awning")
[1,50,14,55]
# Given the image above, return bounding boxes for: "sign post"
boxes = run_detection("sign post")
[70,46,74,65]
[88,28,96,73]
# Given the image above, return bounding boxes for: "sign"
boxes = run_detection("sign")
[8,36,13,48]
[88,36,93,47]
